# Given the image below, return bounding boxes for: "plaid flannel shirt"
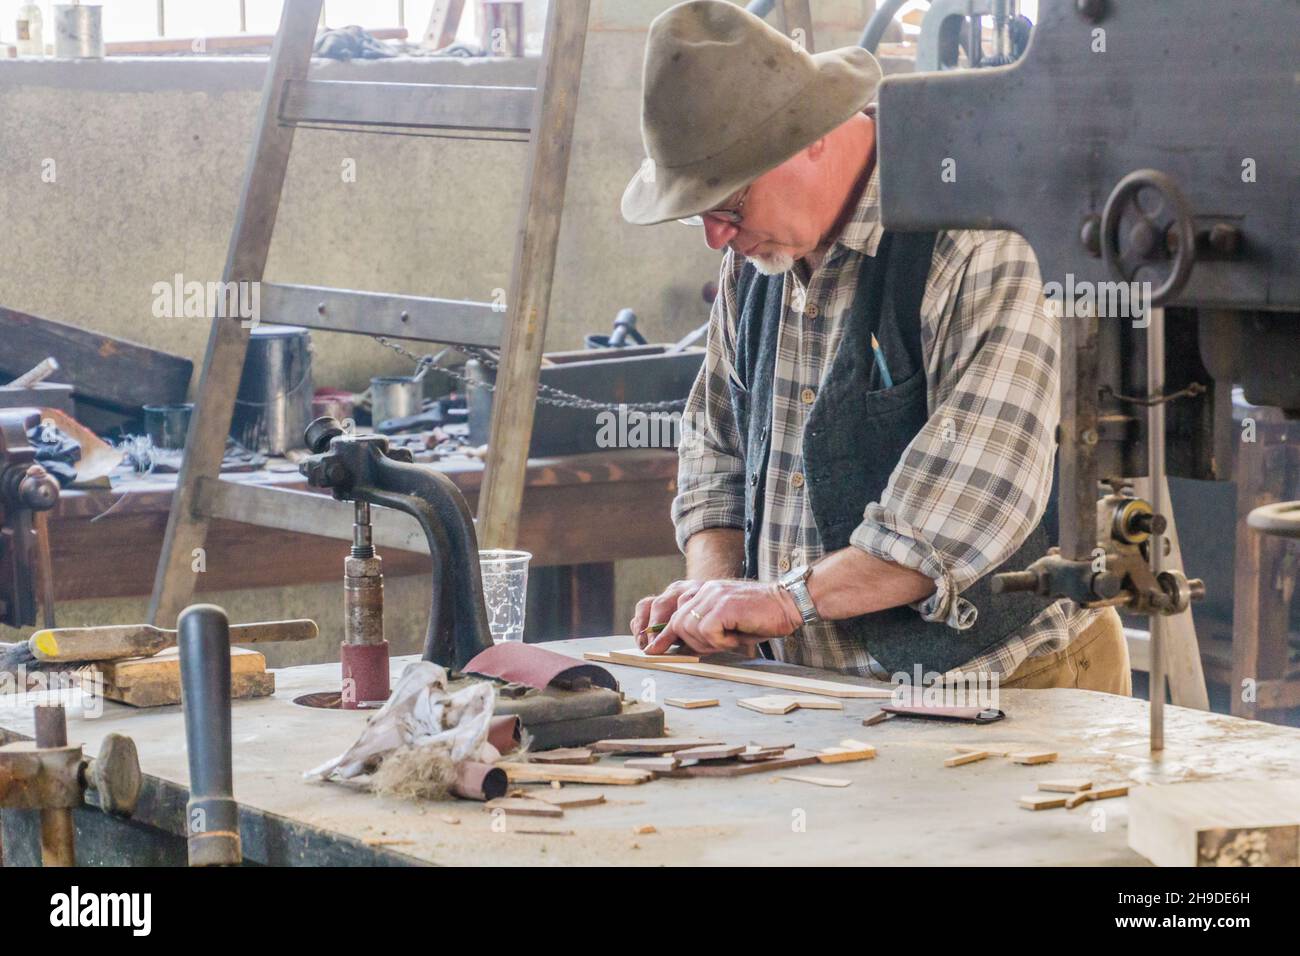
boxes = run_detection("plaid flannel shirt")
[672,163,1102,679]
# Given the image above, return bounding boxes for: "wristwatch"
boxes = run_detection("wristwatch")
[778,564,821,625]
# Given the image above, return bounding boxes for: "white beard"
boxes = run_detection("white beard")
[748,252,796,276]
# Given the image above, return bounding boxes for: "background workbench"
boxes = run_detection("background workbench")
[45,449,680,641]
[4,636,1300,866]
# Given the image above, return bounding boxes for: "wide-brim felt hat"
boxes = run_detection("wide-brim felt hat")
[622,0,883,226]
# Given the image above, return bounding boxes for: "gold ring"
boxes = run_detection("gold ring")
[689,607,704,623]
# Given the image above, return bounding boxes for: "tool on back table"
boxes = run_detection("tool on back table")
[0,618,317,670]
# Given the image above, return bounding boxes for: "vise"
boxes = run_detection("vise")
[299,416,494,708]
[0,409,60,629]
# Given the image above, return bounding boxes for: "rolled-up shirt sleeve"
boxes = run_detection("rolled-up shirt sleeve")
[849,231,1059,629]
[671,253,748,552]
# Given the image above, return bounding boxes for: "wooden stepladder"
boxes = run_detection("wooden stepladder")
[148,0,591,626]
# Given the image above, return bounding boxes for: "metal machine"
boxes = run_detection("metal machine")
[0,409,60,630]
[875,0,1299,747]
[299,416,496,707]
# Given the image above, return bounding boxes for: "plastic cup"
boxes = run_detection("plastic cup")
[478,549,531,642]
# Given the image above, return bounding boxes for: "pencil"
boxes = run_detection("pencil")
[871,333,893,388]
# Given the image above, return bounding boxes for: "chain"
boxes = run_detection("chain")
[373,337,687,413]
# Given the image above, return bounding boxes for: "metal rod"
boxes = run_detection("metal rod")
[157,0,165,37]
[34,705,74,867]
[240,0,248,33]
[1148,307,1167,752]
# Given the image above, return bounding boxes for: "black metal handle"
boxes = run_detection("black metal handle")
[178,603,241,866]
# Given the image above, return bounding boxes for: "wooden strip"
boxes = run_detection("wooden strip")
[497,762,652,786]
[484,797,564,818]
[945,750,992,768]
[608,648,701,665]
[780,775,851,788]
[623,756,679,773]
[1038,779,1093,794]
[589,737,721,755]
[584,651,891,699]
[674,744,745,761]
[532,790,606,809]
[662,749,820,779]
[1009,751,1058,766]
[529,748,597,765]
[1019,794,1067,811]
[818,740,876,764]
[664,697,719,710]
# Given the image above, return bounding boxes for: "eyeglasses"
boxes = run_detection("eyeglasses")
[678,184,751,227]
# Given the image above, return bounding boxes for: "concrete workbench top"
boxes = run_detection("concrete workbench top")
[4,637,1300,866]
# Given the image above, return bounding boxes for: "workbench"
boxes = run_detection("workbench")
[4,636,1299,866]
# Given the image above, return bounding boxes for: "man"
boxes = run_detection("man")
[622,1,1129,693]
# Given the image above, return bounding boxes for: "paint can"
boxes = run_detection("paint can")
[369,376,423,427]
[232,326,314,454]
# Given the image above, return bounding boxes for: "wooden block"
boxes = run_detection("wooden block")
[590,737,721,755]
[1019,794,1067,811]
[737,696,797,715]
[497,762,653,786]
[750,741,795,751]
[1128,780,1300,867]
[780,774,852,788]
[818,743,876,764]
[673,743,745,761]
[664,697,719,709]
[532,790,606,809]
[784,696,844,711]
[96,645,264,688]
[1064,791,1091,810]
[100,667,273,707]
[624,756,680,772]
[607,647,701,665]
[945,750,992,768]
[1089,783,1130,801]
[583,651,892,699]
[1009,751,1058,766]
[1038,778,1093,793]
[529,747,597,765]
[485,797,564,818]
[861,710,894,727]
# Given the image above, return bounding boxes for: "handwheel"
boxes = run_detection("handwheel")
[1100,169,1197,307]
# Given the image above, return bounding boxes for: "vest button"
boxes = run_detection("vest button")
[800,387,816,405]
[745,519,753,532]
[750,472,759,486]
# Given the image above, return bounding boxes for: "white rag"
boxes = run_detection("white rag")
[305,660,498,780]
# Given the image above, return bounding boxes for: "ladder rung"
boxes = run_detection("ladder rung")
[260,282,504,348]
[195,478,432,554]
[280,79,536,133]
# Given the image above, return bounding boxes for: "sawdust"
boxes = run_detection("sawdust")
[370,744,457,800]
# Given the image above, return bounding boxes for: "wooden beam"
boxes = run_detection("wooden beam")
[475,0,590,548]
[147,0,324,629]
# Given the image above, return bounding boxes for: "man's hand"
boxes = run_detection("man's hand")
[635,579,803,656]
[630,579,704,648]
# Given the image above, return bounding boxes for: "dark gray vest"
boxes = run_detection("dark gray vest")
[729,230,1057,676]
